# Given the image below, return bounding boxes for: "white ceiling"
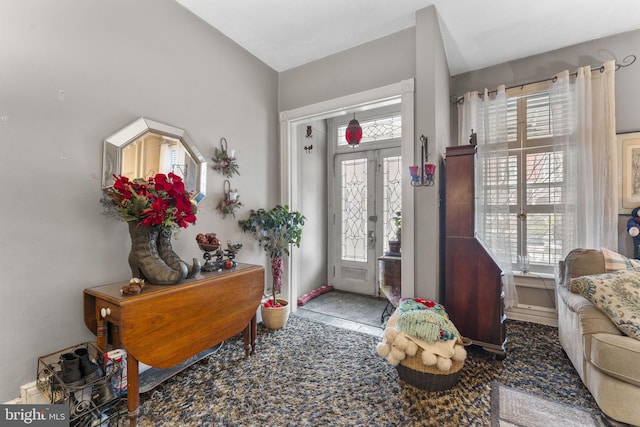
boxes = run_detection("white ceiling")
[176,0,640,75]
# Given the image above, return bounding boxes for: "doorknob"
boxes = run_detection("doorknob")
[367,230,375,246]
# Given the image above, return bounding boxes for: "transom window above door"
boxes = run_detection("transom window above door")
[336,115,402,146]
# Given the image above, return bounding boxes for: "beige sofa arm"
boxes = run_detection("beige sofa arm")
[558,285,621,336]
[577,303,623,337]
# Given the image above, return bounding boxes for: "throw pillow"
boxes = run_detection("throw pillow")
[601,247,640,271]
[570,268,640,340]
[562,248,605,291]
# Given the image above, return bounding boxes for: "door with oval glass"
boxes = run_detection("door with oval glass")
[330,147,401,295]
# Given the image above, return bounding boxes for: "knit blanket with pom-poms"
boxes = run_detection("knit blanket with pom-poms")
[376,309,467,370]
[395,298,460,343]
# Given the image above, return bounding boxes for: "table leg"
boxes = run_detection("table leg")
[96,316,107,352]
[127,352,139,427]
[250,314,257,355]
[112,324,121,349]
[243,325,250,357]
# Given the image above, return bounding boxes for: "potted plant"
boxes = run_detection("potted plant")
[238,205,305,329]
[388,211,401,254]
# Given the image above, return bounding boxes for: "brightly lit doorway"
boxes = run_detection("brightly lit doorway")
[279,79,416,313]
[328,110,402,296]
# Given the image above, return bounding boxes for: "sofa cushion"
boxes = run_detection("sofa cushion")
[561,248,605,292]
[590,332,640,387]
[570,268,640,340]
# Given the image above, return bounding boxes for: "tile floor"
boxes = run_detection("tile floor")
[295,304,386,338]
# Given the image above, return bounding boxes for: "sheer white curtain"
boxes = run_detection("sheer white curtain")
[458,86,517,308]
[551,60,618,253]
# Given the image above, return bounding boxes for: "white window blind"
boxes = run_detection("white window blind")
[498,89,565,271]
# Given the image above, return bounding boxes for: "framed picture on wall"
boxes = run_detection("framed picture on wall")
[619,131,640,214]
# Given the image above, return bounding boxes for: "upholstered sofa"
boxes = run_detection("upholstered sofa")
[557,248,640,426]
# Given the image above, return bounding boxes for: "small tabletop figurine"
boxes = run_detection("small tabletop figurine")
[626,207,640,259]
[224,241,243,268]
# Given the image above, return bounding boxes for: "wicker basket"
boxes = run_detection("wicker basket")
[396,347,464,391]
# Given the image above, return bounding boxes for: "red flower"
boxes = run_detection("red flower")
[104,173,197,230]
[174,211,197,228]
[113,175,131,196]
[140,198,169,226]
[262,298,283,308]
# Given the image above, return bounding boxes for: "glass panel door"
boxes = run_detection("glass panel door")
[341,156,369,262]
[331,148,401,295]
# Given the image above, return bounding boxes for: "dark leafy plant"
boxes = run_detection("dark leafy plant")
[238,205,305,306]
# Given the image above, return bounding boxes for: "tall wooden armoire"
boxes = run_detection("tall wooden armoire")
[444,145,506,359]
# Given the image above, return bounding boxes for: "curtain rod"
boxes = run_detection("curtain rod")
[450,54,636,105]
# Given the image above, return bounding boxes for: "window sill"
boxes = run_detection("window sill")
[513,271,555,280]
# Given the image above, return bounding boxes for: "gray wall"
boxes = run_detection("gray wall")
[451,28,640,257]
[450,29,640,133]
[414,6,450,301]
[279,6,450,303]
[0,0,278,402]
[297,119,328,297]
[278,28,417,112]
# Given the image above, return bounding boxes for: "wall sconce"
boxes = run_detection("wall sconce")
[216,179,242,218]
[306,125,313,138]
[410,134,436,187]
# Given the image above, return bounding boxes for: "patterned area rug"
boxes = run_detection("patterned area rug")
[121,316,600,426]
[491,382,604,427]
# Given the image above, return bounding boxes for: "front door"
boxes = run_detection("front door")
[330,147,401,295]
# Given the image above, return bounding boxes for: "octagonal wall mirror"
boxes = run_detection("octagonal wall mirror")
[102,118,207,202]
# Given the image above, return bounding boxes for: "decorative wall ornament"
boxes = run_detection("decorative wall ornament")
[217,179,242,218]
[409,135,436,187]
[211,137,239,177]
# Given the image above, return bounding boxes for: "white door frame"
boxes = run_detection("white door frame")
[279,79,415,312]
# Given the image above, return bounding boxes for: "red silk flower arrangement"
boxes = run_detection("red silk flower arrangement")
[103,173,197,230]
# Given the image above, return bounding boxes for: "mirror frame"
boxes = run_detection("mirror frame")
[102,117,207,202]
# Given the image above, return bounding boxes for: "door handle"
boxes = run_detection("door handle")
[367,230,375,247]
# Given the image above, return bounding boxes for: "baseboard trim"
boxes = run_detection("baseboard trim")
[506,304,558,327]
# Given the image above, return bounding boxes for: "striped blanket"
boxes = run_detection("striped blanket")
[602,247,640,271]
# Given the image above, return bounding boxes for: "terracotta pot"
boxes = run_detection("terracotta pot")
[261,299,290,330]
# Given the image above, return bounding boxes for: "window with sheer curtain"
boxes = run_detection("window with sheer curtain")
[505,86,565,273]
[458,60,617,307]
[470,86,566,274]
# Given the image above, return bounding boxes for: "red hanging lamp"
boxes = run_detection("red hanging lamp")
[345,114,362,147]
